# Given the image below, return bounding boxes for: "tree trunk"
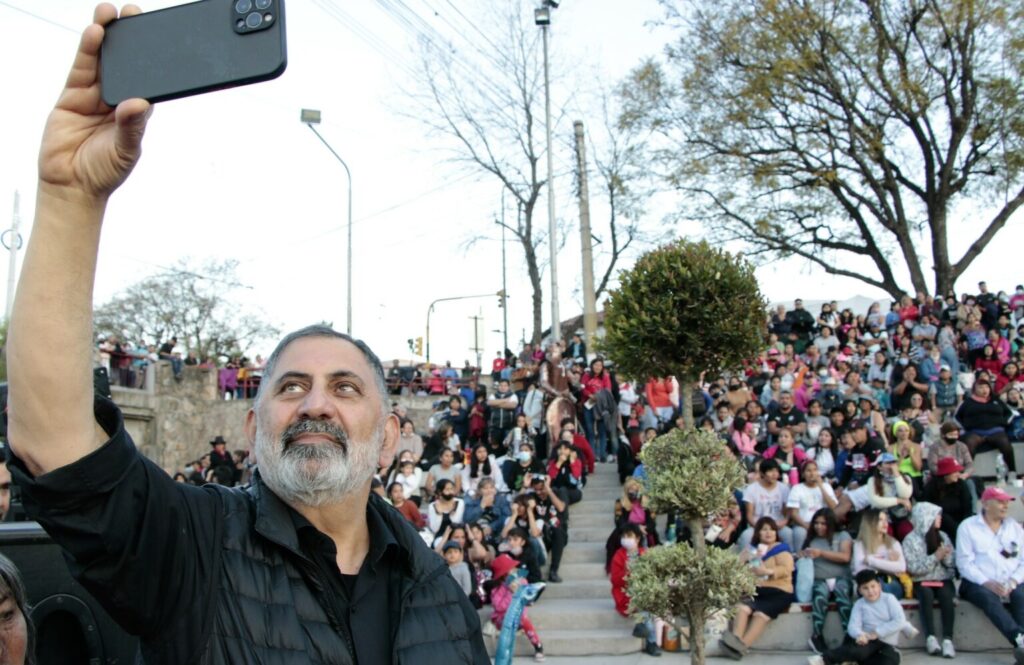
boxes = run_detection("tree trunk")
[687,602,706,665]
[680,377,695,430]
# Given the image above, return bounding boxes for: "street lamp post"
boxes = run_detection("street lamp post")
[535,2,560,343]
[301,108,353,336]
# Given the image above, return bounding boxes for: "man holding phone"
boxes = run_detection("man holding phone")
[4,5,487,664]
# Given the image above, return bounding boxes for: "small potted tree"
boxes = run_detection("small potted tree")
[601,239,766,664]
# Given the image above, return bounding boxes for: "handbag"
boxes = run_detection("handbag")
[795,556,815,603]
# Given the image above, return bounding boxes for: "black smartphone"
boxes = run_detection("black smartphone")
[100,0,287,106]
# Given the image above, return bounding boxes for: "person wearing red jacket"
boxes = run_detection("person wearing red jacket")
[645,377,677,426]
[581,358,614,463]
[608,523,661,656]
[548,439,584,505]
[558,417,595,474]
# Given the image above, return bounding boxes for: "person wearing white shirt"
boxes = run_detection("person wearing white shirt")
[786,460,838,551]
[739,459,793,550]
[956,486,1024,663]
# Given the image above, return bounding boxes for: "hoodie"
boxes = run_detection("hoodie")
[903,502,955,583]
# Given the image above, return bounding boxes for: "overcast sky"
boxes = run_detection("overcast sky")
[1,0,1019,365]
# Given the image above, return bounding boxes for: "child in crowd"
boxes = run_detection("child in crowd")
[808,569,916,665]
[490,554,545,662]
[607,523,662,656]
[443,540,473,597]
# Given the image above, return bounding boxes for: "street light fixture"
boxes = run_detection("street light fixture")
[534,1,560,342]
[301,108,354,336]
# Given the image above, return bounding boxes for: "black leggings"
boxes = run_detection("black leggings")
[964,430,1015,473]
[913,580,955,639]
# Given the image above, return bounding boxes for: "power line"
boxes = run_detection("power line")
[0,1,77,34]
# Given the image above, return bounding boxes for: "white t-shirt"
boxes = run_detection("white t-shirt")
[786,482,837,524]
[743,481,790,523]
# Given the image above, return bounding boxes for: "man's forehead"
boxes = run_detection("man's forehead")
[271,336,375,381]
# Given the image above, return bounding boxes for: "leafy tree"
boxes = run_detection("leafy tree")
[601,239,765,428]
[627,429,755,664]
[601,239,764,663]
[93,259,279,363]
[620,0,1024,297]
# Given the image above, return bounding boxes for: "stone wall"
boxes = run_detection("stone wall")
[112,365,446,474]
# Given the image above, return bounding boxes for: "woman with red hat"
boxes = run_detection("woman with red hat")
[922,457,974,545]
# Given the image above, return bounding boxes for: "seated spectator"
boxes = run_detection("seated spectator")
[466,522,496,569]
[426,479,465,547]
[462,444,507,499]
[527,475,568,584]
[607,523,662,657]
[927,421,975,480]
[501,495,546,570]
[956,380,1016,473]
[975,343,1003,376]
[930,364,961,422]
[468,394,487,446]
[739,459,793,551]
[708,495,744,550]
[955,486,1024,663]
[396,420,424,464]
[443,539,473,598]
[804,400,831,447]
[503,441,545,493]
[721,517,795,659]
[425,447,462,497]
[802,508,853,656]
[763,427,808,486]
[548,439,584,505]
[463,477,511,534]
[786,460,838,550]
[807,569,914,665]
[804,428,838,483]
[560,418,595,475]
[836,421,886,489]
[387,456,424,506]
[852,509,906,599]
[614,477,657,546]
[503,413,537,457]
[501,526,543,584]
[866,452,914,540]
[922,458,974,545]
[889,421,923,496]
[388,481,425,530]
[904,502,957,657]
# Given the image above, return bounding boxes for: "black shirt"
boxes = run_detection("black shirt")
[291,504,398,665]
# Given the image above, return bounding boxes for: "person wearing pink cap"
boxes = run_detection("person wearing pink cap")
[955,486,1024,664]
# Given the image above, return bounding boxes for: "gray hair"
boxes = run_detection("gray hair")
[255,325,388,414]
[0,553,34,664]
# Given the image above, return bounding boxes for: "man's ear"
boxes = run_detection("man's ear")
[378,413,400,469]
[245,408,258,462]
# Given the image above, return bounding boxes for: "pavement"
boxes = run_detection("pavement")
[509,649,1015,664]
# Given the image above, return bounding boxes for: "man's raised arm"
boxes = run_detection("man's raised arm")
[8,4,151,476]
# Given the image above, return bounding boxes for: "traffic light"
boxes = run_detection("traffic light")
[407,338,414,352]
[414,337,423,356]
[497,289,506,308]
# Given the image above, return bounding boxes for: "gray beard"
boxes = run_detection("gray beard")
[255,416,384,507]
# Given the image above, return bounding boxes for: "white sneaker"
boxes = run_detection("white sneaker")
[806,656,825,665]
[925,635,940,655]
[901,623,920,640]
[941,638,955,658]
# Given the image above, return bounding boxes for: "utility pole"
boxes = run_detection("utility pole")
[536,4,561,343]
[574,121,598,351]
[5,191,21,321]
[469,313,484,370]
[497,193,509,355]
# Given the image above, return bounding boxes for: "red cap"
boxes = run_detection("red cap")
[934,457,964,477]
[490,554,519,580]
[981,486,1016,502]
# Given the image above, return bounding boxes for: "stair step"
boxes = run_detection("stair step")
[560,542,607,563]
[554,562,608,580]
[483,628,641,657]
[539,578,612,599]
[564,512,611,529]
[568,526,616,542]
[566,500,610,515]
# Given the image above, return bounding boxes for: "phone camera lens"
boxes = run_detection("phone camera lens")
[255,0,272,9]
[245,11,263,29]
[235,0,253,13]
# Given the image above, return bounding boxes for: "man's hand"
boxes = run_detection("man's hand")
[984,580,1010,598]
[855,634,869,646]
[39,3,152,203]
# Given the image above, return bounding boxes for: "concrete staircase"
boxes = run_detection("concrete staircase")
[481,461,641,658]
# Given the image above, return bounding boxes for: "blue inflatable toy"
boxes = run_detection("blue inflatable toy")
[494,567,546,665]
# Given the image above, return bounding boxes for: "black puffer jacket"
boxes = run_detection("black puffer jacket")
[200,479,489,664]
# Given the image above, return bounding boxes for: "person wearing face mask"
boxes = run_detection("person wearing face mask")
[528,475,568,583]
[502,527,544,584]
[615,478,658,546]
[504,442,546,492]
[428,480,466,546]
[607,523,662,657]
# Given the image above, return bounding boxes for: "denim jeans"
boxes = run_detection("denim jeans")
[960,578,1024,645]
[582,408,608,460]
